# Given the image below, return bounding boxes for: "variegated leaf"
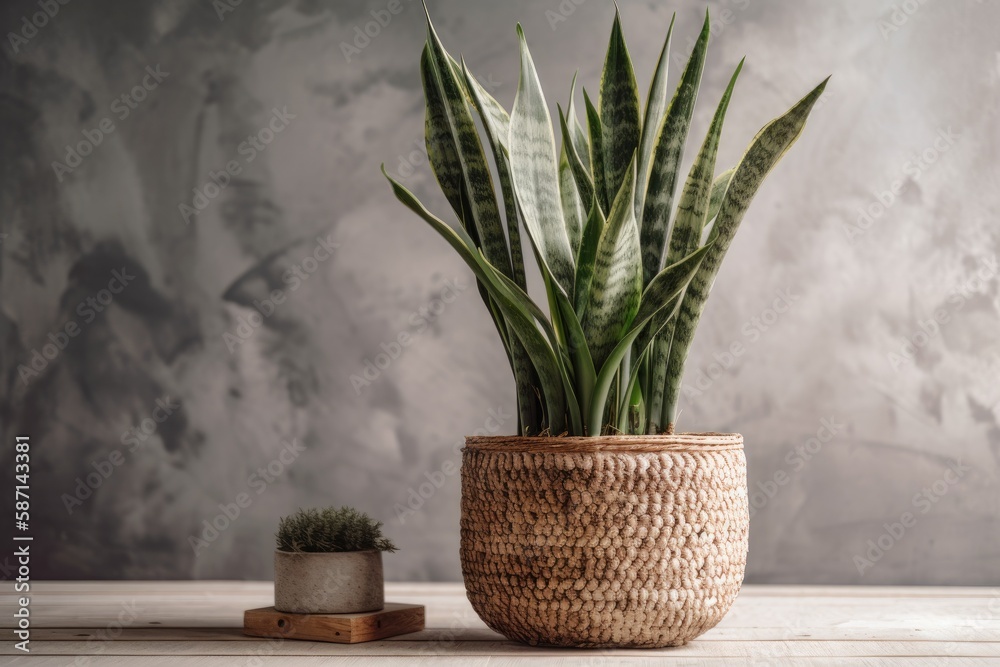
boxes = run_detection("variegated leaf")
[422,46,464,222]
[640,11,710,287]
[644,61,743,432]
[509,25,576,298]
[599,8,641,209]
[587,243,711,435]
[582,156,642,372]
[662,78,830,430]
[666,59,742,268]
[635,13,675,224]
[566,71,591,170]
[558,104,595,217]
[423,15,513,279]
[383,167,567,435]
[584,88,610,215]
[460,60,528,292]
[573,200,605,317]
[707,167,734,223]
[560,142,585,258]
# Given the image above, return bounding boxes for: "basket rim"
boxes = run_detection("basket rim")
[464,432,743,453]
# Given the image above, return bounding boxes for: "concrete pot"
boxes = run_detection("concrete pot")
[273,550,384,614]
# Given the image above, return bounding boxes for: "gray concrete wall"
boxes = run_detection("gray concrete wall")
[1,0,998,584]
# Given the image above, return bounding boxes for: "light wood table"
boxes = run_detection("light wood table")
[2,582,998,665]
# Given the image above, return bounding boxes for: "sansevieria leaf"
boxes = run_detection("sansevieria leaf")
[635,13,675,225]
[584,89,609,216]
[587,243,712,435]
[421,46,464,222]
[573,200,605,317]
[458,59,542,434]
[666,59,743,269]
[460,59,528,292]
[388,5,829,435]
[581,155,642,372]
[645,60,743,431]
[509,25,576,299]
[707,168,735,225]
[382,167,568,435]
[640,10,710,287]
[599,8,641,209]
[558,104,596,217]
[560,137,586,258]
[662,78,830,430]
[423,12,513,280]
[697,168,736,246]
[566,72,591,170]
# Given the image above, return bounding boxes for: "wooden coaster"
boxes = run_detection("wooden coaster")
[243,603,424,644]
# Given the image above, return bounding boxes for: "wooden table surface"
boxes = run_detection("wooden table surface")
[1,582,998,665]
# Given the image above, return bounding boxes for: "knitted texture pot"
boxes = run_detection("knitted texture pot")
[460,434,748,648]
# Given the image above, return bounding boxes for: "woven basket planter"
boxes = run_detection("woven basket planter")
[460,433,748,648]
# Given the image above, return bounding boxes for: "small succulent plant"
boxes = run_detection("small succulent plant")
[276,507,397,553]
[383,4,827,436]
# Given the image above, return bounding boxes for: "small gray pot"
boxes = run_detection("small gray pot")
[273,550,384,614]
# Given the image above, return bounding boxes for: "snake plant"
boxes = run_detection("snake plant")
[383,5,827,436]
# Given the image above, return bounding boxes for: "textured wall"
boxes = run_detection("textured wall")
[1,0,998,584]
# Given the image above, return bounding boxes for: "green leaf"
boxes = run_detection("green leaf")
[635,13,675,225]
[662,77,830,430]
[558,104,596,215]
[509,24,576,299]
[707,167,734,224]
[644,60,742,433]
[560,139,586,259]
[460,60,529,293]
[566,71,591,170]
[583,88,609,215]
[573,199,605,317]
[581,155,642,372]
[644,335,671,433]
[383,167,568,435]
[640,10,710,287]
[539,270,584,435]
[422,17,513,280]
[458,60,542,433]
[665,59,742,269]
[587,242,712,435]
[599,7,641,208]
[422,46,465,222]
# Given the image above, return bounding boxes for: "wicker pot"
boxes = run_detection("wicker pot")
[460,433,748,648]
